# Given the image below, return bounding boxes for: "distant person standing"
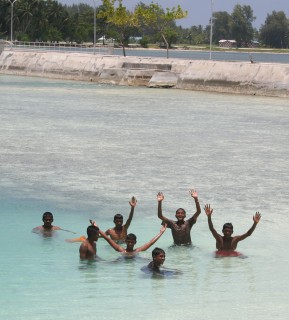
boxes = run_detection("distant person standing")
[157,190,201,246]
[204,204,261,256]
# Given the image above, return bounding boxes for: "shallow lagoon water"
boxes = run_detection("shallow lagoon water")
[1,75,289,320]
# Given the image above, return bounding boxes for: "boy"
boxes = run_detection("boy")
[105,196,137,242]
[204,204,261,256]
[146,247,166,273]
[79,224,101,260]
[96,221,167,257]
[66,196,137,243]
[33,212,75,236]
[157,190,201,245]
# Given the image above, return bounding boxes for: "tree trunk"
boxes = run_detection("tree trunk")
[161,33,169,59]
[122,43,126,57]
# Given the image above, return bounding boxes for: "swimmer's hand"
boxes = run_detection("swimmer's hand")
[129,196,137,207]
[89,220,98,227]
[157,192,164,202]
[253,212,261,224]
[189,189,198,199]
[204,204,213,216]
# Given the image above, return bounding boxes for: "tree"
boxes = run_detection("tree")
[259,11,289,48]
[98,0,139,56]
[212,11,233,43]
[64,4,94,43]
[136,2,187,58]
[230,4,255,47]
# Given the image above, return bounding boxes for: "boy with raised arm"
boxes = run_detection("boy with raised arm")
[105,196,137,243]
[66,196,137,243]
[92,221,167,257]
[204,204,261,256]
[157,190,201,246]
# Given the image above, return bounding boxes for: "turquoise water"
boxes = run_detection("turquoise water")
[1,74,289,320]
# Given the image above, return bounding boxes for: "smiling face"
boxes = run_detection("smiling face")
[175,208,186,221]
[222,223,233,238]
[125,239,136,251]
[222,227,233,238]
[113,214,124,228]
[114,218,123,228]
[125,234,137,252]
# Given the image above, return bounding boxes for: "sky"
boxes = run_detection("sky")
[58,1,289,29]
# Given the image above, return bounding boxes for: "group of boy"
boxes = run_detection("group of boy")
[33,190,261,273]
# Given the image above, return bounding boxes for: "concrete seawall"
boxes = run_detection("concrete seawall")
[1,50,289,97]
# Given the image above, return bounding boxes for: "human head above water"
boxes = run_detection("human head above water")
[152,247,165,258]
[222,223,233,231]
[175,208,186,219]
[87,225,99,238]
[42,212,54,222]
[126,233,137,242]
[114,214,124,222]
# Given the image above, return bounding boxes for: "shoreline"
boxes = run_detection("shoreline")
[121,46,289,56]
[1,49,289,97]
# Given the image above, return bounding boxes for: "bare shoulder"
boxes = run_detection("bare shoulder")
[32,226,44,233]
[106,228,113,235]
[80,240,89,249]
[53,226,61,230]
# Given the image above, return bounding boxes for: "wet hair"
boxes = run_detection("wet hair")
[114,214,123,221]
[152,247,165,258]
[42,212,53,220]
[126,233,137,241]
[175,208,186,214]
[87,225,99,237]
[222,223,233,231]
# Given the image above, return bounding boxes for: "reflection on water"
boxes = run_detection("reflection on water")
[0,75,289,320]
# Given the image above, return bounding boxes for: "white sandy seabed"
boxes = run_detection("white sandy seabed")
[0,49,289,97]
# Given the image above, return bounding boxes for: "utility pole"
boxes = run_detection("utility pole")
[92,0,96,54]
[8,0,17,42]
[209,0,213,60]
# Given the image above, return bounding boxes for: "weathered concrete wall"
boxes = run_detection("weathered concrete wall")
[1,50,289,97]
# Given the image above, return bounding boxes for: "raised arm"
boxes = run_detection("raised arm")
[233,212,261,244]
[188,189,201,223]
[89,220,124,252]
[157,192,170,224]
[135,224,167,253]
[204,204,222,241]
[124,196,137,229]
[99,230,125,252]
